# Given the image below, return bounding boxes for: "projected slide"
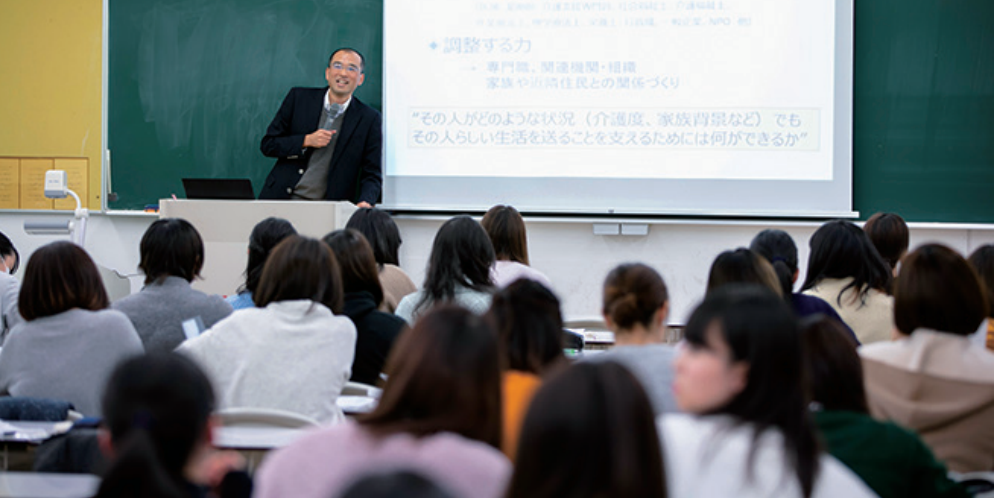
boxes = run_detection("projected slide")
[383,0,852,216]
[385,0,835,182]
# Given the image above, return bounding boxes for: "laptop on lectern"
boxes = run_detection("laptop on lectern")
[181,178,255,200]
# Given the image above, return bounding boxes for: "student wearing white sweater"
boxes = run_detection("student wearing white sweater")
[178,236,356,424]
[658,285,875,498]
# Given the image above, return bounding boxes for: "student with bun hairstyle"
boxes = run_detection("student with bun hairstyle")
[800,315,968,498]
[226,217,297,310]
[860,244,993,472]
[485,279,566,458]
[750,229,858,343]
[93,353,250,498]
[659,285,875,498]
[801,220,894,344]
[480,205,552,289]
[585,263,678,415]
[862,212,909,275]
[346,208,417,313]
[323,229,407,386]
[177,236,356,423]
[505,362,667,498]
[0,242,143,416]
[255,306,510,498]
[113,218,233,353]
[395,216,495,323]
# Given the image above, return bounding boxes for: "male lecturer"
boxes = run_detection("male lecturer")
[259,48,381,207]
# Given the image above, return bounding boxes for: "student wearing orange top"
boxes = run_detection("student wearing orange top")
[485,279,566,459]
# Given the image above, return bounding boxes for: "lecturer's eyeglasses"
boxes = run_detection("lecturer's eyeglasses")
[331,62,360,74]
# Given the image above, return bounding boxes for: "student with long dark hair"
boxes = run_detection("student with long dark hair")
[750,229,858,343]
[486,279,566,458]
[0,242,143,416]
[225,217,297,310]
[395,216,495,323]
[177,236,356,423]
[94,353,250,498]
[113,218,233,352]
[862,212,909,275]
[255,306,510,498]
[801,220,894,344]
[659,285,875,498]
[586,263,679,416]
[480,205,551,289]
[346,208,417,313]
[801,315,969,498]
[860,244,993,472]
[506,362,666,498]
[323,229,407,385]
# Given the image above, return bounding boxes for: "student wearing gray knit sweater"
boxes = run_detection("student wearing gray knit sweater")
[113,219,232,353]
[0,242,143,417]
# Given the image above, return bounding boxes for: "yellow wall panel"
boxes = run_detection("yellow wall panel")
[0,158,20,209]
[0,0,102,209]
[19,159,54,210]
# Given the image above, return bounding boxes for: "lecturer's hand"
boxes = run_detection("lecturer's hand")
[357,201,373,208]
[304,129,335,148]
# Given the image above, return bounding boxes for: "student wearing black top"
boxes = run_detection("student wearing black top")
[323,229,407,386]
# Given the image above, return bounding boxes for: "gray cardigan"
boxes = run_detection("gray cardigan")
[0,308,144,416]
[112,276,233,353]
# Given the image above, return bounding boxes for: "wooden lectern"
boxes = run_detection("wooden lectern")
[158,199,358,296]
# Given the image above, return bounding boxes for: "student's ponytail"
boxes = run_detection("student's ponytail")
[94,428,188,498]
[750,229,801,302]
[95,353,216,498]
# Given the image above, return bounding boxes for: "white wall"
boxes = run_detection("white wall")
[0,211,990,324]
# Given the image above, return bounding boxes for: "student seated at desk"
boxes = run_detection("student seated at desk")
[0,242,143,417]
[801,220,894,345]
[94,353,250,498]
[750,229,859,343]
[346,208,417,313]
[860,244,993,473]
[225,217,297,310]
[395,216,496,324]
[480,205,552,289]
[485,279,566,459]
[506,362,666,498]
[323,228,407,386]
[801,315,969,498]
[113,218,233,353]
[178,236,356,424]
[254,306,510,498]
[0,230,22,343]
[658,285,876,498]
[585,263,679,416]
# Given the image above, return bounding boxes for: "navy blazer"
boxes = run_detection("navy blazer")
[259,87,382,203]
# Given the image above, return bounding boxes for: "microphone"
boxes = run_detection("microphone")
[321,103,342,130]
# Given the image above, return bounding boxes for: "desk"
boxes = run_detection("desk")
[159,199,358,296]
[0,421,72,471]
[0,472,98,498]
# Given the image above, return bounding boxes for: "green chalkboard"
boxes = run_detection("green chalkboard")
[109,0,993,222]
[108,0,382,210]
[852,0,993,223]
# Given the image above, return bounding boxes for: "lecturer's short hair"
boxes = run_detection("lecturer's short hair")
[328,47,365,73]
